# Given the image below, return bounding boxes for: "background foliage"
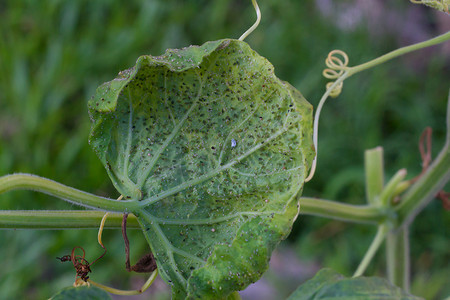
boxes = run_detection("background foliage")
[0,1,448,299]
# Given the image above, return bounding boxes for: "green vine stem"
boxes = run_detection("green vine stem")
[386,227,410,291]
[0,197,388,230]
[0,173,140,212]
[299,197,387,224]
[0,210,140,229]
[386,93,449,291]
[395,94,450,227]
[353,224,388,277]
[347,30,450,77]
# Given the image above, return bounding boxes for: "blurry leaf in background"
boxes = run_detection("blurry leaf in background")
[287,268,423,300]
[409,0,450,13]
[50,285,112,300]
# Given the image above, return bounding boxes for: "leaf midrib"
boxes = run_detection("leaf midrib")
[136,70,203,189]
[137,183,303,292]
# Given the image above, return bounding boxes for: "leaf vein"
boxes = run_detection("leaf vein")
[142,212,207,265]
[139,126,290,207]
[124,89,134,177]
[143,211,272,225]
[137,70,204,188]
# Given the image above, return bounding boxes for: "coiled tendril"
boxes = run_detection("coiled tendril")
[323,50,349,98]
[305,50,350,182]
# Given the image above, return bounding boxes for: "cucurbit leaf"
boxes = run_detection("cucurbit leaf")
[88,39,314,299]
[288,268,424,300]
[50,285,112,300]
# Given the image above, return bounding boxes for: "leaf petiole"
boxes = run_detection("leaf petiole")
[0,210,140,229]
[299,197,387,225]
[0,173,140,212]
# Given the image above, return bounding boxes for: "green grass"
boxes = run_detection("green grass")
[0,1,448,299]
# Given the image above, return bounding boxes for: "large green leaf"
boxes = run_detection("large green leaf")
[288,268,423,300]
[88,39,314,299]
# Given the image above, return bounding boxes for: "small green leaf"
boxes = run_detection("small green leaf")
[288,268,424,300]
[409,0,449,14]
[50,285,112,300]
[89,39,314,299]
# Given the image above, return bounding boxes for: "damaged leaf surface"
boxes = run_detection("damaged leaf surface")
[88,39,314,299]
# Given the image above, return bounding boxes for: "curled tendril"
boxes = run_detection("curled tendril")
[325,81,344,98]
[410,0,450,13]
[323,50,349,98]
[305,50,350,182]
[239,0,261,41]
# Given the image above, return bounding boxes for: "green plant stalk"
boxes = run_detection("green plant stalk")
[353,224,388,277]
[386,227,410,291]
[395,96,450,227]
[347,30,450,77]
[386,94,449,292]
[0,173,140,212]
[299,197,387,224]
[0,210,140,229]
[0,198,388,230]
[364,147,384,205]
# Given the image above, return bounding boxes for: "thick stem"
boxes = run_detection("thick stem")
[0,173,140,212]
[0,197,387,230]
[0,210,140,229]
[395,97,450,227]
[386,227,410,292]
[364,147,384,205]
[299,197,388,224]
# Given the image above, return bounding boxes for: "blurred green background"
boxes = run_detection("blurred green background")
[0,1,449,299]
